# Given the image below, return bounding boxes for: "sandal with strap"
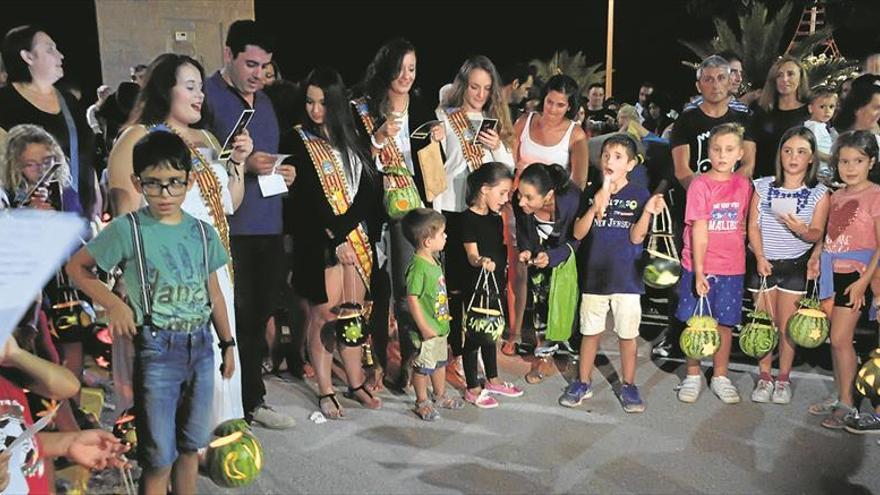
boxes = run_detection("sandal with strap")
[821,404,857,430]
[414,400,440,421]
[808,396,840,416]
[500,340,517,357]
[347,383,382,410]
[433,393,465,410]
[525,368,545,385]
[318,393,346,420]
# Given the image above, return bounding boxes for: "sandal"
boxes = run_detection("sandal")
[318,393,346,420]
[500,340,517,357]
[347,383,382,410]
[808,396,839,416]
[433,393,465,410]
[525,369,544,384]
[821,404,857,430]
[414,400,440,421]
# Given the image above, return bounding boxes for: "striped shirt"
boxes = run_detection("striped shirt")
[753,176,828,260]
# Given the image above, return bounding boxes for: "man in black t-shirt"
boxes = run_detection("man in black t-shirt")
[584,83,616,135]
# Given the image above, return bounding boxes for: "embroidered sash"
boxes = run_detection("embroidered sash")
[445,107,484,172]
[352,98,407,169]
[295,126,373,288]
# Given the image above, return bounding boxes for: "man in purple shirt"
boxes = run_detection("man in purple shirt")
[203,19,295,430]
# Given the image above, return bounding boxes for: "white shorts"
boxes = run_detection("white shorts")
[579,293,642,339]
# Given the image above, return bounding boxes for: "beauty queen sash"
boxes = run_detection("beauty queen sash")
[295,125,373,288]
[444,107,484,172]
[352,98,422,218]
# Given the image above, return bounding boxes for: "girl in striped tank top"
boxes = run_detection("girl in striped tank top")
[747,126,829,404]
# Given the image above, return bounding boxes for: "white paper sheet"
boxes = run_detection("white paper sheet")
[258,154,290,197]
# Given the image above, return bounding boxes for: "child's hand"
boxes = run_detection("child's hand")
[66,429,129,470]
[695,273,710,297]
[107,302,137,339]
[593,186,611,220]
[532,252,550,269]
[221,346,236,379]
[807,256,820,280]
[421,329,438,340]
[844,277,868,311]
[644,194,666,215]
[780,213,809,237]
[480,257,496,272]
[518,250,532,264]
[756,256,773,277]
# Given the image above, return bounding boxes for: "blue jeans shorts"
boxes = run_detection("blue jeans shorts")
[133,324,215,470]
[675,269,745,327]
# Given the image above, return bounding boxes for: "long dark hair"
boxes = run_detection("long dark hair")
[130,53,207,128]
[296,67,373,178]
[537,74,580,120]
[361,38,416,119]
[772,126,819,188]
[519,162,573,196]
[833,76,880,132]
[465,162,513,206]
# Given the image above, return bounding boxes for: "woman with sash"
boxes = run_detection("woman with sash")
[106,53,253,426]
[352,38,445,391]
[281,67,382,419]
[435,55,514,381]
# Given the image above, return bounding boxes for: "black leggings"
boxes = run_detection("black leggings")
[463,338,499,389]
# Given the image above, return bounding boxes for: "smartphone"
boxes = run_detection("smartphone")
[471,118,498,146]
[218,108,255,161]
[19,162,62,207]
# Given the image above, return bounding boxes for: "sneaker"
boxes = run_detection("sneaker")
[485,381,524,398]
[251,404,296,430]
[710,376,741,404]
[534,342,559,357]
[556,341,576,355]
[844,412,880,435]
[620,383,646,413]
[652,336,673,358]
[676,375,703,403]
[464,389,499,409]
[559,380,593,407]
[750,379,773,403]
[771,380,792,405]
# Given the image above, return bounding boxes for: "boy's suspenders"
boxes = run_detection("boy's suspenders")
[126,212,211,330]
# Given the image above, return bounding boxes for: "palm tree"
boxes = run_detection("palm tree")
[529,50,607,98]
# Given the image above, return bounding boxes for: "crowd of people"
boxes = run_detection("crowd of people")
[1,17,880,494]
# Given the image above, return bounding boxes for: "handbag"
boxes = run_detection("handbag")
[464,267,506,346]
[545,245,578,342]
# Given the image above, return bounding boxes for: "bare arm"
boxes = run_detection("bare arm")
[737,140,756,179]
[464,241,495,272]
[512,115,527,173]
[208,271,235,378]
[569,127,589,190]
[107,126,148,216]
[1,339,79,400]
[66,247,137,338]
[630,194,664,244]
[692,219,710,295]
[672,144,694,190]
[406,295,438,340]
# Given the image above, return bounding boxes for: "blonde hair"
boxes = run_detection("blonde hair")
[757,56,810,112]
[440,55,514,149]
[1,124,71,192]
[616,104,640,124]
[708,122,745,147]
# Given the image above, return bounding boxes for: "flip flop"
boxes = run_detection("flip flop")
[525,369,544,384]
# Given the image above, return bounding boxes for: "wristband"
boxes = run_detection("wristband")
[370,134,387,149]
[218,338,236,351]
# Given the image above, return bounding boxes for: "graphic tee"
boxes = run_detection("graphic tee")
[824,183,880,273]
[405,254,451,342]
[0,375,49,495]
[88,208,228,332]
[682,174,752,275]
[670,106,753,175]
[582,182,650,294]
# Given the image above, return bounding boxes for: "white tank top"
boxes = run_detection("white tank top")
[519,112,577,169]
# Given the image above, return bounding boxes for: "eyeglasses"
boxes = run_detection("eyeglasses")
[20,157,58,171]
[137,177,188,197]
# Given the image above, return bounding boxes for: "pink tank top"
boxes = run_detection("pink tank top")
[518,112,577,170]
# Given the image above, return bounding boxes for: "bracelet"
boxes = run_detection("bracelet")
[227,157,243,166]
[370,133,387,149]
[218,338,236,351]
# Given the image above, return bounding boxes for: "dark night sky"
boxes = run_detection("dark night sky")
[2,0,879,109]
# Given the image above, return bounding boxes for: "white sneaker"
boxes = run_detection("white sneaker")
[771,381,792,404]
[677,374,703,403]
[710,376,741,404]
[751,379,773,403]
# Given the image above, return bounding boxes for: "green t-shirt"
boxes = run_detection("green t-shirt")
[405,254,451,341]
[88,208,228,332]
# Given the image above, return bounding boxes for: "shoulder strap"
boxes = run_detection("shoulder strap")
[56,90,79,193]
[126,212,152,325]
[195,219,211,305]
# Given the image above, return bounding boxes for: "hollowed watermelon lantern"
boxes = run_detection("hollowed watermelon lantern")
[738,309,778,359]
[787,295,828,348]
[335,302,366,347]
[464,269,506,346]
[207,430,263,488]
[112,409,137,451]
[643,207,681,289]
[214,418,252,437]
[855,348,880,400]
[680,301,720,360]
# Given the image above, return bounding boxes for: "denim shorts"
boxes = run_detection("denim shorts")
[133,324,215,469]
[676,269,745,327]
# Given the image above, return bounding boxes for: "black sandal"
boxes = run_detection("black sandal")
[318,393,345,419]
[347,383,382,409]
